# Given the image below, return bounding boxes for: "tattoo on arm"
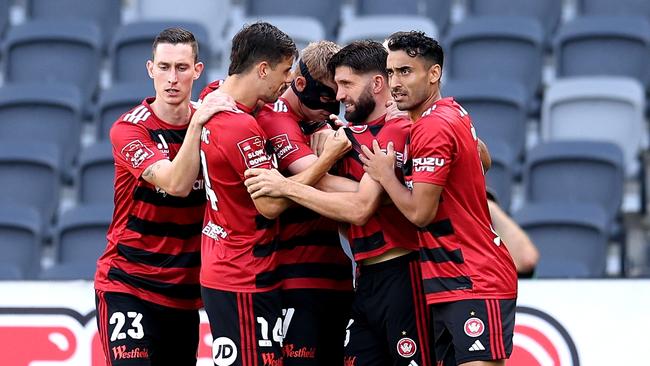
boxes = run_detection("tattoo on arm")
[142,161,162,180]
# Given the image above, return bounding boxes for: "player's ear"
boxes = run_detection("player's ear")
[258,61,269,79]
[429,63,442,85]
[294,75,306,92]
[146,60,154,79]
[193,62,204,80]
[372,74,384,94]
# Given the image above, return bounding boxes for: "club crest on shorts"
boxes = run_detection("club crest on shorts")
[464,317,485,338]
[396,337,417,358]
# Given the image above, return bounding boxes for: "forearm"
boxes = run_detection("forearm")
[288,149,339,186]
[380,175,429,227]
[315,174,359,192]
[166,122,202,194]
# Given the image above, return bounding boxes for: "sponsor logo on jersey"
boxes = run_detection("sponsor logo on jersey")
[123,105,151,124]
[468,340,486,352]
[238,136,271,169]
[112,345,149,360]
[120,140,154,169]
[396,337,417,358]
[282,344,316,358]
[156,134,170,156]
[202,221,228,240]
[262,352,282,366]
[464,317,485,338]
[412,157,445,172]
[212,336,237,366]
[270,134,298,161]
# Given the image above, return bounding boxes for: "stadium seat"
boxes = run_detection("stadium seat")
[40,204,111,280]
[465,0,562,44]
[554,16,650,89]
[338,16,438,45]
[25,0,121,50]
[0,205,43,279]
[136,0,231,57]
[0,0,9,38]
[485,142,516,213]
[354,0,451,35]
[444,79,528,164]
[244,0,342,40]
[577,0,650,22]
[96,83,153,140]
[110,21,210,99]
[541,77,646,177]
[2,21,102,112]
[0,84,83,178]
[0,142,62,227]
[523,141,625,224]
[78,142,114,206]
[514,203,610,278]
[444,17,544,108]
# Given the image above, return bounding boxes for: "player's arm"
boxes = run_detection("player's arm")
[488,199,539,274]
[246,170,383,225]
[141,92,235,196]
[361,140,442,227]
[285,154,359,192]
[478,138,491,172]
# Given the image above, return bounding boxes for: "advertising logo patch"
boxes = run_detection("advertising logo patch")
[120,140,154,169]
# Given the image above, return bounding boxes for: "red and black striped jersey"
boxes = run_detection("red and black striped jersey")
[404,97,517,304]
[95,98,205,310]
[197,79,223,104]
[200,101,282,292]
[256,98,353,291]
[337,115,420,262]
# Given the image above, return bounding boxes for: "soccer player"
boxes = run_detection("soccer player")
[360,31,518,366]
[245,40,432,366]
[199,22,351,366]
[255,40,355,366]
[94,28,234,365]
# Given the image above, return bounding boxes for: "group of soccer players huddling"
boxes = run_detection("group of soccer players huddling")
[94,21,517,366]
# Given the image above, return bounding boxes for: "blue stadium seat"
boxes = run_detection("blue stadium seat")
[40,204,111,280]
[0,84,83,178]
[0,205,43,279]
[0,142,62,226]
[25,0,121,50]
[541,77,646,177]
[96,83,153,140]
[444,80,528,164]
[554,16,650,89]
[338,15,437,45]
[444,17,544,108]
[110,21,210,100]
[514,203,609,278]
[2,21,102,112]
[485,142,515,213]
[465,0,562,44]
[0,0,9,37]
[78,142,114,206]
[354,0,452,35]
[523,141,625,224]
[244,0,342,40]
[578,0,650,22]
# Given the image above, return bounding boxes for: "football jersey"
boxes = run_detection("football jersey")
[200,101,282,292]
[95,98,205,310]
[256,98,352,291]
[337,115,420,262]
[403,97,517,304]
[197,79,223,104]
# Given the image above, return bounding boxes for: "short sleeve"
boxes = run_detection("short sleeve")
[110,121,167,178]
[409,116,456,187]
[257,112,313,172]
[220,114,275,180]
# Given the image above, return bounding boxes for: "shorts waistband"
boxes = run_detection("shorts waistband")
[358,251,418,275]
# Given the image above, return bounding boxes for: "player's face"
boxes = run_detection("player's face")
[334,66,376,124]
[148,43,203,106]
[386,50,431,111]
[261,56,295,103]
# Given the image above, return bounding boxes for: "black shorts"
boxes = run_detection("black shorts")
[201,286,284,366]
[95,290,199,366]
[281,288,353,366]
[431,298,516,365]
[345,252,432,366]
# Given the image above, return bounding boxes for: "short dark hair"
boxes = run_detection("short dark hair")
[386,31,443,69]
[152,27,199,63]
[228,22,298,76]
[328,40,388,78]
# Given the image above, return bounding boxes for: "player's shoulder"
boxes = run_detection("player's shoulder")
[197,79,224,103]
[116,100,153,125]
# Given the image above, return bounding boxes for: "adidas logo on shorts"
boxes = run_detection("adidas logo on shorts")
[468,340,485,352]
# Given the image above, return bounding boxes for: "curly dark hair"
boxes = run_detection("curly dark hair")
[386,31,443,68]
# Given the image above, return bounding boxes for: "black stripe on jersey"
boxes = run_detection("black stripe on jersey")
[422,276,473,294]
[117,243,201,268]
[279,206,321,225]
[418,218,454,237]
[343,129,364,165]
[352,231,386,254]
[133,186,205,208]
[108,267,200,299]
[147,128,186,144]
[419,247,464,264]
[255,214,276,230]
[126,215,202,239]
[255,263,353,288]
[253,230,341,257]
[368,125,382,136]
